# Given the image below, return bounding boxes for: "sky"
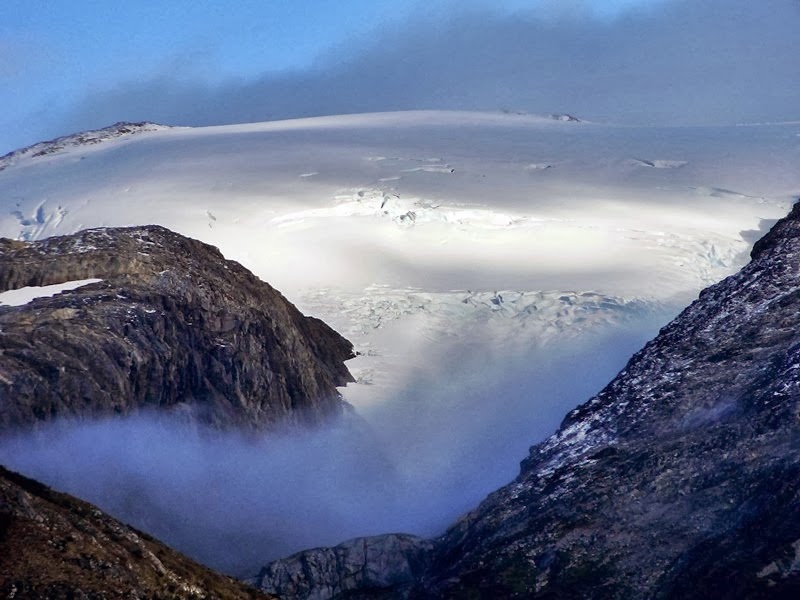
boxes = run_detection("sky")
[1,0,798,154]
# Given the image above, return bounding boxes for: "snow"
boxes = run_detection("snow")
[1,110,798,568]
[1,110,797,411]
[0,122,171,172]
[0,110,797,399]
[0,279,102,307]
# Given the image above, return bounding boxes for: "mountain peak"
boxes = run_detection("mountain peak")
[0,122,171,171]
[749,200,800,260]
[0,225,354,430]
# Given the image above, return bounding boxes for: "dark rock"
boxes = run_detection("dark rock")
[0,225,355,431]
[0,464,274,599]
[250,534,434,600]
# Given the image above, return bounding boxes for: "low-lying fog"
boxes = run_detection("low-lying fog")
[0,315,665,577]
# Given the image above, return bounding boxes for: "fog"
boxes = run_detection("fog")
[57,0,799,138]
[0,315,664,577]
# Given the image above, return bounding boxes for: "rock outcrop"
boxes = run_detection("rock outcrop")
[255,201,800,598]
[0,225,354,430]
[423,200,800,598]
[0,121,169,172]
[250,534,433,600]
[0,465,274,599]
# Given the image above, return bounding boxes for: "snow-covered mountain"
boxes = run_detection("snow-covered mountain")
[1,110,796,409]
[0,121,171,172]
[1,111,798,572]
[2,110,795,371]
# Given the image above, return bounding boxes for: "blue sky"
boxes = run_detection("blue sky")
[1,0,797,154]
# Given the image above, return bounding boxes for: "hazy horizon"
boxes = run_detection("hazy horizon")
[2,0,798,154]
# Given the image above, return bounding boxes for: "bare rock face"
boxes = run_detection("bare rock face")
[253,202,800,599]
[422,202,800,597]
[0,465,274,599]
[0,225,354,430]
[250,534,434,600]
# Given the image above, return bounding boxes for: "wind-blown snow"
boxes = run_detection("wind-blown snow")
[0,110,798,574]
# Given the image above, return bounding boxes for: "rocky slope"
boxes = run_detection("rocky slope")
[0,225,354,430]
[0,465,274,599]
[249,534,434,600]
[253,202,800,598]
[0,121,170,172]
[422,201,800,598]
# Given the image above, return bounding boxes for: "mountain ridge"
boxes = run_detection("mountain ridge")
[421,199,800,598]
[0,225,354,430]
[0,121,172,172]
[252,200,800,598]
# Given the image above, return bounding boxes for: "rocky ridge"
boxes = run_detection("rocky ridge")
[0,465,273,599]
[0,122,170,171]
[253,202,800,598]
[249,534,433,600]
[0,225,354,430]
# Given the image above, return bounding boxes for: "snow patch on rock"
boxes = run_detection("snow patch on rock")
[0,279,102,307]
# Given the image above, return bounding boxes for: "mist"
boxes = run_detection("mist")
[53,0,799,139]
[0,314,665,577]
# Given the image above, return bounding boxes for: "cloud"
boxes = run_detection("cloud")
[0,315,661,577]
[54,0,799,135]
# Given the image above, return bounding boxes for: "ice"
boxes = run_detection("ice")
[0,110,797,406]
[0,110,797,409]
[1,111,798,571]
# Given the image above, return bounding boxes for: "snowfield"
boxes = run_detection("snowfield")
[1,111,795,408]
[1,110,798,572]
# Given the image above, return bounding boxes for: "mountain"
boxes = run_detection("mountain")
[0,121,170,172]
[247,534,434,599]
[1,111,795,414]
[252,202,800,598]
[1,112,798,577]
[0,465,272,599]
[0,225,354,430]
[2,112,796,510]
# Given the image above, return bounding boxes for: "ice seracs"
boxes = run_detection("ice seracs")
[1,111,798,573]
[1,107,797,477]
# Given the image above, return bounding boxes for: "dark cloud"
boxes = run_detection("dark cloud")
[56,0,799,135]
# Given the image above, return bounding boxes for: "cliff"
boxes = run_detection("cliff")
[0,225,354,430]
[250,534,433,600]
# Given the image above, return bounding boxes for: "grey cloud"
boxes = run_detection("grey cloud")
[53,0,799,136]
